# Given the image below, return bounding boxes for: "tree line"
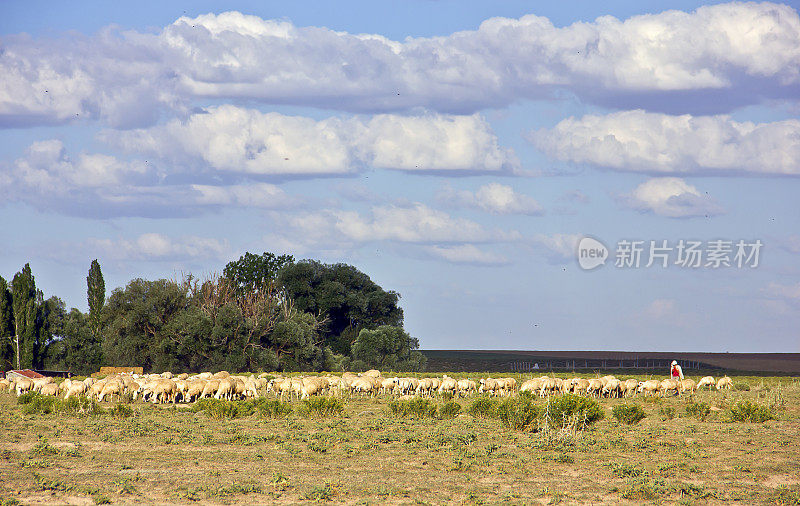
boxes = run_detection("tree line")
[0,253,426,375]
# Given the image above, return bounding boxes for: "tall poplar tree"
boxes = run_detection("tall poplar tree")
[87,259,105,342]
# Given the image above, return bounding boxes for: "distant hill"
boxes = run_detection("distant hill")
[421,350,800,374]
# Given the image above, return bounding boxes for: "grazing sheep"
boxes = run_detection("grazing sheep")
[697,376,716,390]
[183,380,206,402]
[539,377,560,397]
[680,379,697,395]
[716,376,733,390]
[622,379,639,397]
[212,371,230,380]
[152,379,177,403]
[362,369,382,378]
[638,380,660,397]
[416,378,435,397]
[215,377,236,400]
[16,378,34,396]
[32,376,54,392]
[64,381,87,399]
[381,377,399,395]
[438,376,458,396]
[602,378,622,398]
[586,379,604,398]
[98,380,124,402]
[573,379,590,396]
[39,383,59,396]
[520,378,542,395]
[659,379,680,397]
[177,373,189,381]
[201,379,221,399]
[0,379,11,393]
[457,379,477,397]
[478,378,500,396]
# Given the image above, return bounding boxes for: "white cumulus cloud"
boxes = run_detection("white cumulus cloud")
[438,183,544,215]
[532,110,800,175]
[2,3,799,127]
[622,177,724,218]
[101,106,518,176]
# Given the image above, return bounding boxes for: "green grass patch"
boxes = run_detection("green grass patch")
[389,398,438,418]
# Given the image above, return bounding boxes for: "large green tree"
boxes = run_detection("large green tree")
[0,276,14,370]
[223,252,294,296]
[350,325,426,372]
[11,264,38,369]
[278,260,404,355]
[86,259,105,342]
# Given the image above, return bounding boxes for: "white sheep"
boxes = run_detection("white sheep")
[697,376,716,390]
[716,376,733,390]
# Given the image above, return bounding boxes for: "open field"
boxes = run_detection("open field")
[1,373,799,505]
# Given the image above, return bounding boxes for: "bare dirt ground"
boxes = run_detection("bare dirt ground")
[1,373,799,505]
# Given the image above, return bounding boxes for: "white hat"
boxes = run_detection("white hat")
[671,360,677,365]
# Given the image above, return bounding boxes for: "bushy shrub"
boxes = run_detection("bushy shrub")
[298,397,345,418]
[57,396,104,416]
[685,401,710,421]
[438,401,462,419]
[733,382,751,391]
[110,403,134,419]
[255,399,293,419]
[659,406,676,421]
[612,404,647,425]
[727,401,773,423]
[496,397,540,430]
[19,394,59,415]
[545,394,604,428]
[192,398,240,419]
[389,398,437,418]
[17,393,104,416]
[467,397,499,418]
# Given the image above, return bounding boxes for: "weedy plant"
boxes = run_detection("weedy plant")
[726,400,773,423]
[467,396,499,418]
[496,396,540,430]
[612,404,646,425]
[389,398,437,418]
[685,401,710,421]
[438,401,462,419]
[297,396,344,418]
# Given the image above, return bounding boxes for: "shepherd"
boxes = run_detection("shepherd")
[670,360,684,380]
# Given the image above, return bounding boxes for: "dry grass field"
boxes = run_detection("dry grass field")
[1,373,799,505]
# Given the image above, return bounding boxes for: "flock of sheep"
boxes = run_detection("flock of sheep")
[0,369,735,405]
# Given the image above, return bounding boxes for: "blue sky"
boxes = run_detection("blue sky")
[1,1,798,352]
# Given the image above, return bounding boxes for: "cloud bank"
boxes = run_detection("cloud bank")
[2,3,799,127]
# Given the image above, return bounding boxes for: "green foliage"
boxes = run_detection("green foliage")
[545,394,605,428]
[110,403,134,419]
[350,325,426,372]
[609,462,645,478]
[298,396,345,418]
[467,396,499,418]
[733,382,751,391]
[612,404,647,425]
[685,401,711,421]
[496,397,540,430]
[659,405,676,420]
[726,400,773,423]
[192,398,242,419]
[278,260,404,356]
[389,398,438,418]
[255,399,293,419]
[223,251,294,296]
[0,276,14,370]
[86,259,105,343]
[18,392,104,416]
[19,394,59,414]
[439,401,462,419]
